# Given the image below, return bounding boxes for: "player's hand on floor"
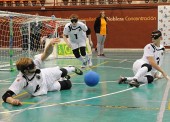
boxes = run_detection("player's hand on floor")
[162,72,170,81]
[154,72,163,79]
[166,75,170,81]
[12,99,22,106]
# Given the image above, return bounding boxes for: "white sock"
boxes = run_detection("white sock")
[63,66,75,73]
[77,56,85,63]
[85,55,91,62]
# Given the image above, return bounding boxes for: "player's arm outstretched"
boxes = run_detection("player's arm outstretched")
[41,38,60,61]
[2,79,25,106]
[1,39,60,106]
[147,56,169,80]
[2,91,22,106]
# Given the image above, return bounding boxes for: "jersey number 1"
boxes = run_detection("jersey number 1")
[156,57,160,65]
[74,34,78,39]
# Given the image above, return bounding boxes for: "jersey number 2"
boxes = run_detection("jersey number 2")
[156,57,160,65]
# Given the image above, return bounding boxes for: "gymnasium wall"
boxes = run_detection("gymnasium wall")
[1,4,166,48]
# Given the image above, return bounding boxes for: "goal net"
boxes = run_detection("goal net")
[0,11,92,71]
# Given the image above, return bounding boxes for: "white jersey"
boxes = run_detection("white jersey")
[133,43,165,75]
[9,57,62,96]
[141,43,165,66]
[132,43,165,82]
[63,21,87,43]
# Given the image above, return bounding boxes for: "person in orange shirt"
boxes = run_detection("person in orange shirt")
[94,10,108,56]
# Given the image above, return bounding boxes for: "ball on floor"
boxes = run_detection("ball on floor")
[84,71,100,87]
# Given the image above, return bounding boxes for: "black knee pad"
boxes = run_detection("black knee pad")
[80,47,86,56]
[145,75,154,83]
[141,63,152,72]
[73,48,80,58]
[60,68,68,77]
[58,80,72,90]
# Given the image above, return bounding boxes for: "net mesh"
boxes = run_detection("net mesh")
[0,11,70,70]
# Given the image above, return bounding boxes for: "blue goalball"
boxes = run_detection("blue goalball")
[84,71,100,87]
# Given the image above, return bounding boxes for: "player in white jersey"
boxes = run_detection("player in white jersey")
[2,38,83,106]
[118,30,169,87]
[63,14,92,68]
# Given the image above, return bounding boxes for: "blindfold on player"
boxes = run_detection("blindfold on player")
[2,59,41,103]
[71,18,78,23]
[151,30,162,40]
[16,60,37,74]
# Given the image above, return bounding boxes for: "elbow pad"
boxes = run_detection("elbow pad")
[2,90,15,102]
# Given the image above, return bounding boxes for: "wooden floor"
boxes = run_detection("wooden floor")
[0,50,170,122]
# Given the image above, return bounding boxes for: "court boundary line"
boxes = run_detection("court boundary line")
[0,84,145,114]
[156,80,170,122]
[73,81,118,84]
[0,58,131,82]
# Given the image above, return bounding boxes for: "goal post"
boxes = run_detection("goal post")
[9,16,15,71]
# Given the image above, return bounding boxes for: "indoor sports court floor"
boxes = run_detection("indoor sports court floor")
[0,50,170,122]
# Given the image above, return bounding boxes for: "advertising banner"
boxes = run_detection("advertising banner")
[158,5,170,46]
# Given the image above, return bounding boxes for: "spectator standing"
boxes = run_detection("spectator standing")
[94,10,108,56]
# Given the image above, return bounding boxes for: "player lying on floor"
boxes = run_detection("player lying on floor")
[2,38,83,106]
[118,30,170,88]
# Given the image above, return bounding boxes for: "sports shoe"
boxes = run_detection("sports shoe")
[74,66,83,75]
[81,61,87,68]
[129,79,140,88]
[68,66,83,75]
[118,77,127,84]
[87,58,92,67]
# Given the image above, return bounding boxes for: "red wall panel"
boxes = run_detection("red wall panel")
[0,4,161,48]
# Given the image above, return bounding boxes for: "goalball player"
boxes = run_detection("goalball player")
[118,30,170,87]
[63,14,92,68]
[2,38,83,106]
